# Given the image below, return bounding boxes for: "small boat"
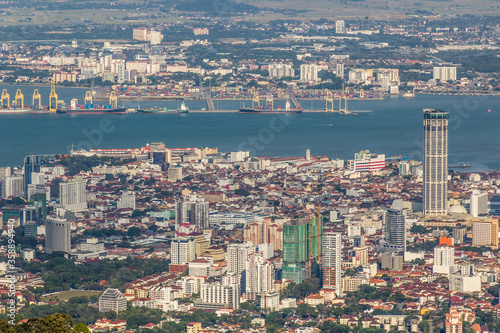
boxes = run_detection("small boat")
[487,109,493,113]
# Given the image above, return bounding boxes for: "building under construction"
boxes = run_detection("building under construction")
[282,216,323,283]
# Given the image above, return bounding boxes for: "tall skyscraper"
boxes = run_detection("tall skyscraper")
[282,216,322,283]
[60,179,87,212]
[383,208,407,252]
[245,252,274,300]
[322,232,342,296]
[1,176,23,198]
[23,155,46,195]
[45,217,71,253]
[175,199,209,235]
[226,243,257,275]
[336,20,346,34]
[423,109,449,216]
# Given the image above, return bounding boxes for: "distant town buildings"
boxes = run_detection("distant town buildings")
[268,63,295,79]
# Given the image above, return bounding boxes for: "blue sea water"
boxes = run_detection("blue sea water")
[0,85,499,171]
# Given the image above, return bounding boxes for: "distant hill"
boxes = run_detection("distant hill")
[174,0,260,14]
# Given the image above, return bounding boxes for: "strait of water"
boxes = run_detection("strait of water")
[0,84,499,171]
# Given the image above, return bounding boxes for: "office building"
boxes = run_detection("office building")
[336,20,346,34]
[433,246,455,275]
[453,226,467,244]
[99,288,127,313]
[472,218,499,249]
[45,217,71,253]
[260,291,280,311]
[470,191,488,217]
[60,179,87,212]
[175,199,209,235]
[245,252,274,300]
[282,217,322,283]
[322,232,342,296]
[347,150,385,172]
[449,274,481,293]
[433,66,457,81]
[300,64,319,82]
[1,176,23,198]
[383,208,407,252]
[170,237,196,265]
[423,109,449,216]
[196,283,240,310]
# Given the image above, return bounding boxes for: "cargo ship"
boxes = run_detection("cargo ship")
[0,107,46,114]
[137,102,189,114]
[56,91,126,114]
[239,100,302,114]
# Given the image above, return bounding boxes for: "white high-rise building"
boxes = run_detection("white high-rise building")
[268,63,295,78]
[336,20,346,34]
[470,190,488,217]
[300,64,319,82]
[423,109,448,216]
[433,67,457,82]
[336,63,345,78]
[170,237,196,265]
[197,283,240,310]
[433,246,454,275]
[1,176,23,198]
[45,217,71,253]
[149,31,163,45]
[245,252,274,300]
[60,179,87,212]
[227,243,257,275]
[322,232,342,296]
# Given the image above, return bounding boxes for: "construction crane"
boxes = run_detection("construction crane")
[325,89,335,112]
[14,89,24,108]
[32,89,42,109]
[84,90,93,106]
[252,90,260,108]
[49,78,58,113]
[1,89,10,107]
[109,90,118,108]
[339,83,348,113]
[266,93,273,110]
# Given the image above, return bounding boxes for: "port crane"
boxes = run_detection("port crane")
[1,89,10,107]
[266,93,274,110]
[49,78,58,113]
[109,90,118,109]
[13,89,24,108]
[324,89,335,112]
[32,89,42,109]
[339,84,348,113]
[84,91,93,105]
[251,88,260,108]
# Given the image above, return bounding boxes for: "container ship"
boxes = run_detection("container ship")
[239,100,302,114]
[56,90,126,114]
[137,102,189,114]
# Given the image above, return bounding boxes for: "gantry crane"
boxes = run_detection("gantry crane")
[49,78,58,113]
[339,84,348,114]
[252,90,260,108]
[14,89,24,108]
[84,91,93,105]
[32,89,42,109]
[325,89,335,112]
[266,93,273,110]
[1,89,10,107]
[109,90,118,109]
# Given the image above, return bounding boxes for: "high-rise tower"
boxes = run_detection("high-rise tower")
[423,109,449,216]
[322,232,342,296]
